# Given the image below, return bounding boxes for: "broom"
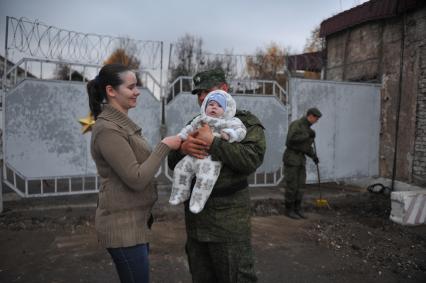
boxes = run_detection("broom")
[313,141,330,208]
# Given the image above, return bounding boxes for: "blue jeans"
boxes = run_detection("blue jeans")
[107,243,150,283]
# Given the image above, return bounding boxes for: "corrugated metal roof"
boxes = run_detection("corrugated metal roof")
[319,0,425,37]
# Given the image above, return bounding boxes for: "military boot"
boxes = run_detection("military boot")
[295,200,307,219]
[284,204,300,220]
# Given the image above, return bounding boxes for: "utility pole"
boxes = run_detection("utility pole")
[159,42,167,139]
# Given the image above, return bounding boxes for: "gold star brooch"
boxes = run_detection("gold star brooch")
[78,112,95,134]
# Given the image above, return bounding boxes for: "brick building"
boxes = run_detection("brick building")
[320,0,426,185]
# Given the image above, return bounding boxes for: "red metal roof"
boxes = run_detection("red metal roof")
[319,0,425,37]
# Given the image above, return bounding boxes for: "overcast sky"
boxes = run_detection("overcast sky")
[1,0,368,57]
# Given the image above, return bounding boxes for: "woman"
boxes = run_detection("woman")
[87,64,181,283]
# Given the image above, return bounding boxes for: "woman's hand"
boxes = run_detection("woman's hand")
[162,135,182,150]
[180,132,209,159]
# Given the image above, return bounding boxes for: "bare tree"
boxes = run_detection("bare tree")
[104,38,142,85]
[168,33,204,84]
[243,42,290,94]
[246,42,287,80]
[303,26,324,53]
[198,49,237,80]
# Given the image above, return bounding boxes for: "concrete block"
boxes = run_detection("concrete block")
[390,190,426,226]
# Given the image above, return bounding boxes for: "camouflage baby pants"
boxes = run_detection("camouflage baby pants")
[170,155,222,213]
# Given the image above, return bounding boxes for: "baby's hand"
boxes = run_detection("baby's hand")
[220,131,230,141]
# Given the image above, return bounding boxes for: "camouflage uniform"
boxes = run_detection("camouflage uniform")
[170,90,247,214]
[168,110,266,283]
[283,116,318,213]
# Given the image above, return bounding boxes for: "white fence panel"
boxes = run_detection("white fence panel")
[289,78,381,183]
[4,79,160,196]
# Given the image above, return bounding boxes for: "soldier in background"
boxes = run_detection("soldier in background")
[168,69,266,283]
[283,108,322,219]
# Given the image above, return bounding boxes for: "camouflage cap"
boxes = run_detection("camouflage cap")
[191,69,227,94]
[307,107,322,117]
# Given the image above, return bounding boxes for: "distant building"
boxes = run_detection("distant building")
[320,0,426,185]
[287,51,324,79]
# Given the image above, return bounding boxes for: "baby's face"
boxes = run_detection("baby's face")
[205,101,224,118]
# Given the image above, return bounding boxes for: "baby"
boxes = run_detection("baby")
[169,90,247,213]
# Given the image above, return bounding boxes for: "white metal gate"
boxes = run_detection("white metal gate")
[289,78,381,183]
[3,72,161,197]
[0,17,382,198]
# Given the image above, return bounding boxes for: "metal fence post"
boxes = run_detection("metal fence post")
[1,16,9,213]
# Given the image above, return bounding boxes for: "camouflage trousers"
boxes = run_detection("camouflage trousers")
[283,164,306,208]
[186,237,257,283]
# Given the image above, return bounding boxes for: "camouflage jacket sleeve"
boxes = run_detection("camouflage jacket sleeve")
[221,117,247,143]
[286,119,316,158]
[302,141,316,158]
[208,111,266,174]
[287,121,310,145]
[168,148,185,170]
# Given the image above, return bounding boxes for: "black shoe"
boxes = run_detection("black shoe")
[285,209,301,220]
[295,199,307,219]
[295,209,307,219]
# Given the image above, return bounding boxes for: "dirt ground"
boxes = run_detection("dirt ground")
[0,184,425,283]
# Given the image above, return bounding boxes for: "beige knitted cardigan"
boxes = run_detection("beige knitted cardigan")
[91,104,170,248]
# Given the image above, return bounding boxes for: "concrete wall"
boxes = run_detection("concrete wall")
[413,45,426,185]
[324,6,426,185]
[4,79,160,178]
[290,78,381,182]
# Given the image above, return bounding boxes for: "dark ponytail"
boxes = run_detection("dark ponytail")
[87,64,132,119]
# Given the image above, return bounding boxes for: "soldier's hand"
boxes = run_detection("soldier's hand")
[180,132,209,159]
[313,156,319,164]
[197,123,214,146]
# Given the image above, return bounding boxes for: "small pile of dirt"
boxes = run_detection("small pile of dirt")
[305,192,426,280]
